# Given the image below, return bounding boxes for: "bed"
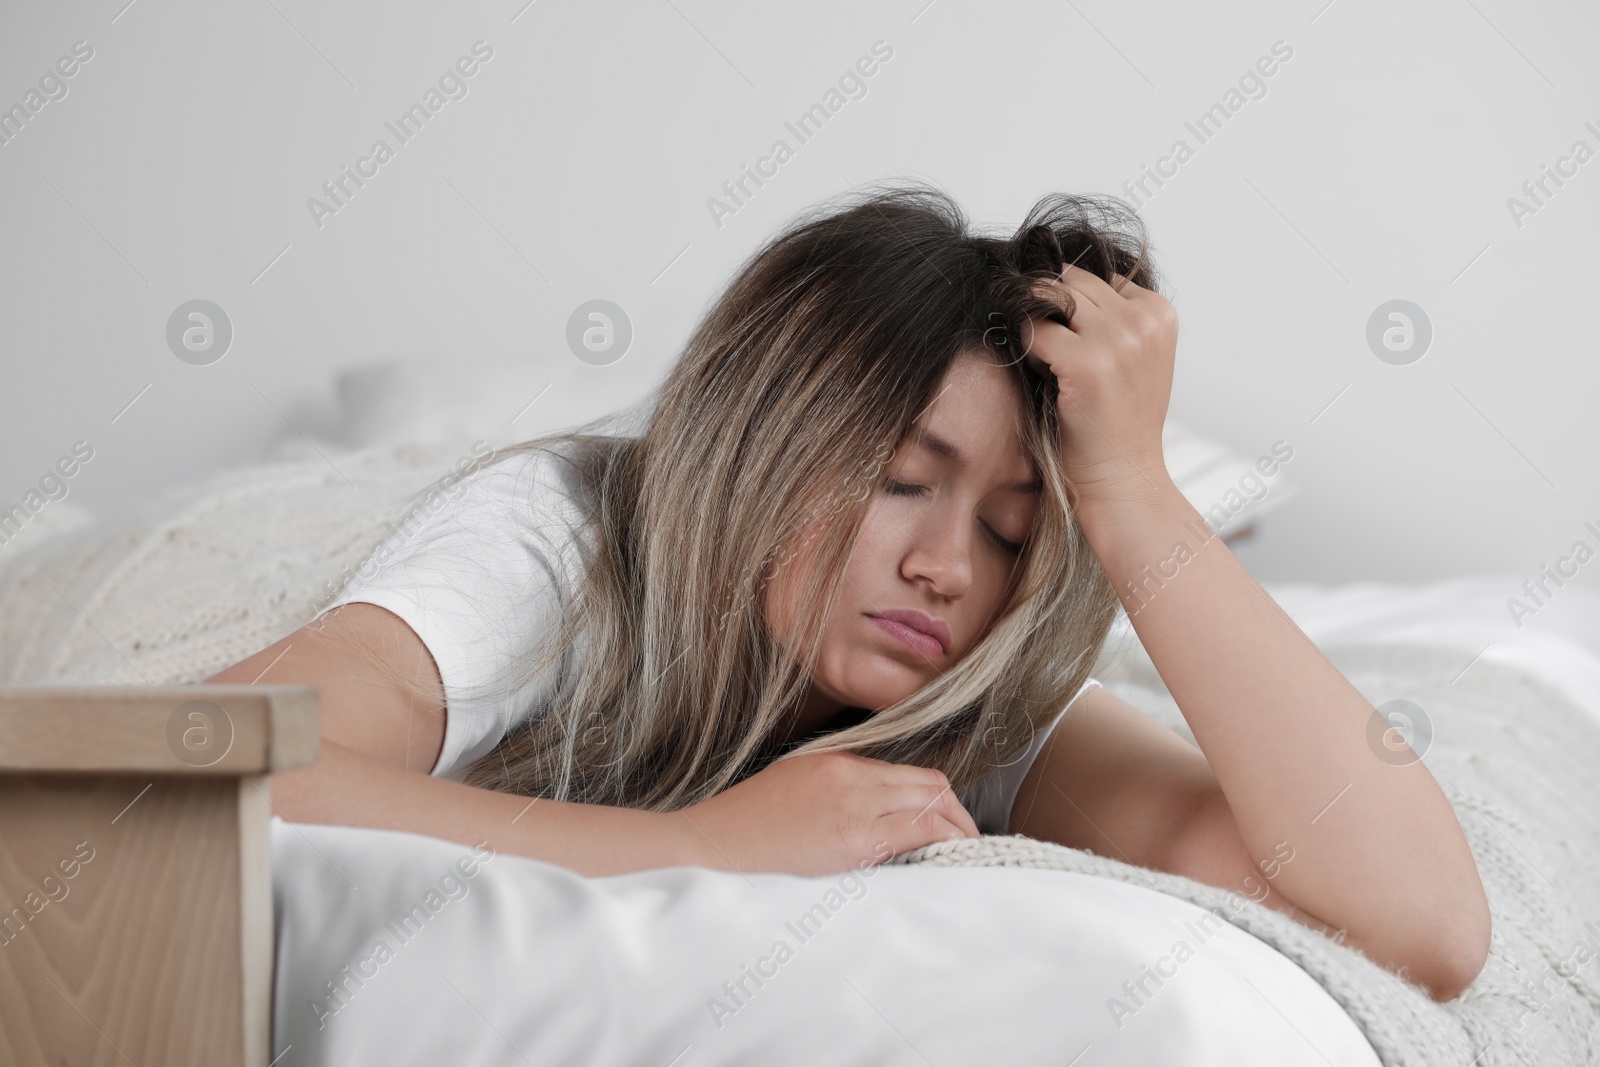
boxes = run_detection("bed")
[262,573,1600,1067]
[2,420,1597,1065]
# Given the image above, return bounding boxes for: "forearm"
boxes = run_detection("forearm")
[1077,477,1490,994]
[269,738,710,878]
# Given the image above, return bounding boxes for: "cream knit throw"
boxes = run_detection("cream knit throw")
[895,641,1600,1067]
[3,444,1597,1064]
[0,440,473,687]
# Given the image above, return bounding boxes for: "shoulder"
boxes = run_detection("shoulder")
[427,441,597,561]
[318,441,607,779]
[455,441,592,522]
[320,439,600,628]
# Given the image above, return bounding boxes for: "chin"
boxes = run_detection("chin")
[840,674,920,714]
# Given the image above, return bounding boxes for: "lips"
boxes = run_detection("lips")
[866,608,952,658]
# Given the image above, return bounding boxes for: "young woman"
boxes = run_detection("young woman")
[212,183,1490,1002]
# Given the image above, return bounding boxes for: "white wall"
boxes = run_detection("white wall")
[1,0,1595,587]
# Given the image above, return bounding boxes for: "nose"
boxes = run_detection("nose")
[901,506,973,599]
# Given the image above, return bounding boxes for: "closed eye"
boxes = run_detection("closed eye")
[883,480,1025,555]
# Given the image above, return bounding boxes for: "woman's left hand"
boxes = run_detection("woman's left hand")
[1021,264,1178,509]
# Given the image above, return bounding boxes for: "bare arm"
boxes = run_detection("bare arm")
[206,603,705,878]
[1019,264,1490,1001]
[209,603,979,878]
[1077,483,1490,1001]
[1013,686,1442,993]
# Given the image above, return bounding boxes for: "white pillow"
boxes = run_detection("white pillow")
[1162,420,1298,540]
[271,818,1381,1066]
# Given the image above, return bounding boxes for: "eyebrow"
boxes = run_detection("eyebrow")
[911,427,1043,493]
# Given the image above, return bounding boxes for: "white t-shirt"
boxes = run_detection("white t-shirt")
[316,445,1101,836]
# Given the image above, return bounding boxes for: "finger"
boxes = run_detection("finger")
[1058,264,1124,309]
[935,790,982,839]
[876,783,942,820]
[1077,265,1156,304]
[878,809,969,855]
[881,781,981,839]
[1027,272,1097,327]
[873,759,952,790]
[875,764,983,839]
[1033,276,1110,342]
[1020,315,1085,375]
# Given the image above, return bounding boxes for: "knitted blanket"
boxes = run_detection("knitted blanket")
[0,440,472,687]
[895,641,1600,1067]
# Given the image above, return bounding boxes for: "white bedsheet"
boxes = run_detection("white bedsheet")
[269,577,1600,1066]
[1263,575,1600,725]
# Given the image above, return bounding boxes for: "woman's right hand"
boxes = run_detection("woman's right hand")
[672,751,982,877]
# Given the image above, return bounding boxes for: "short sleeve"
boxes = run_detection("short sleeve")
[314,446,590,780]
[962,676,1103,836]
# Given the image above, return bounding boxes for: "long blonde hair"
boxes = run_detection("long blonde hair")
[334,180,1160,814]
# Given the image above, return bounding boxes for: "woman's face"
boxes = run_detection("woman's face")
[765,351,1042,740]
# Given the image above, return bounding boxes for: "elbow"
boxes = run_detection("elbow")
[1410,899,1492,1003]
[1430,917,1491,1003]
[268,738,349,825]
[1405,841,1494,1002]
[1417,951,1485,1004]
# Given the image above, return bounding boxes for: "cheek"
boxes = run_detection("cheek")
[761,512,836,645]
[760,555,801,646]
[838,506,903,594]
[851,497,901,556]
[768,509,889,644]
